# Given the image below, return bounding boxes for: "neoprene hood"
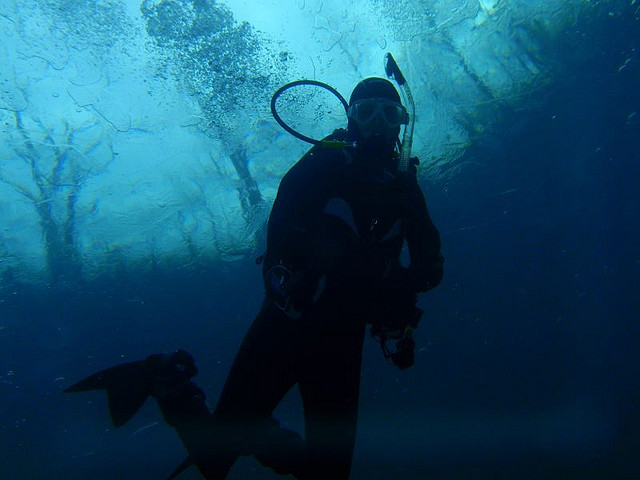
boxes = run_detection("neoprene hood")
[348,77,402,106]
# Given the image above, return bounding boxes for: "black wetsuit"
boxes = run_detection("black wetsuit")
[159,130,443,479]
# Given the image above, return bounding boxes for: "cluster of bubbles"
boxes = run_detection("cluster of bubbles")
[140,0,291,145]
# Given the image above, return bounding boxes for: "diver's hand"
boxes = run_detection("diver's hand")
[373,267,422,332]
[265,264,324,319]
[286,271,326,315]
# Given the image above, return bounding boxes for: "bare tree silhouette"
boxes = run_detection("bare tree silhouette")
[2,104,115,283]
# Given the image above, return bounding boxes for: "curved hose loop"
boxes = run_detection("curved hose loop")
[270,79,350,146]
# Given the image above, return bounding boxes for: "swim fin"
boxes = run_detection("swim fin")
[65,350,197,428]
[65,359,152,427]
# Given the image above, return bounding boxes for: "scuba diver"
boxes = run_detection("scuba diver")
[65,56,444,480]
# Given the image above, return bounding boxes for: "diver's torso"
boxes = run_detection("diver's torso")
[305,148,410,290]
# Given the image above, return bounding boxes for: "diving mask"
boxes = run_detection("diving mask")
[347,98,409,128]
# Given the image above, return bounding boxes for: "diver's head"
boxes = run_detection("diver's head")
[347,77,408,151]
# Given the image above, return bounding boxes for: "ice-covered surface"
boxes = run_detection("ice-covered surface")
[0,0,628,285]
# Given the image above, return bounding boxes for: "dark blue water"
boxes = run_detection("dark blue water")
[1,6,639,480]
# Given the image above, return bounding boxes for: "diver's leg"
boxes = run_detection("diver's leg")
[296,316,367,480]
[154,301,310,478]
[154,301,304,478]
[210,301,305,474]
[64,350,227,479]
[160,301,364,480]
[214,302,298,417]
[142,352,233,479]
[153,381,231,479]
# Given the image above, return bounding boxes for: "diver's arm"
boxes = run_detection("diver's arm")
[403,176,444,292]
[264,152,324,272]
[263,150,337,314]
